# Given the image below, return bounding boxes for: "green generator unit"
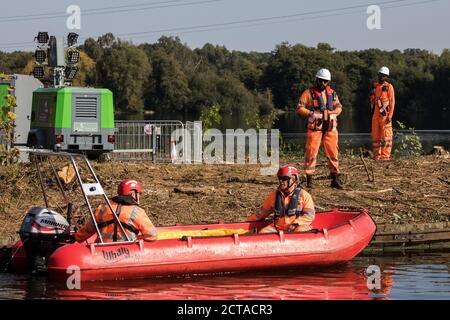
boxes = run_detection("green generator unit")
[27,87,115,157]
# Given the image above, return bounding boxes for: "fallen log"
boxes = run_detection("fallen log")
[173,187,215,195]
[226,177,273,185]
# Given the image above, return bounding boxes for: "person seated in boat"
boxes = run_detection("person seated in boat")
[247,165,315,233]
[74,179,157,243]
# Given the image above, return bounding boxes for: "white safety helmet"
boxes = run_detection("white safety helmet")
[315,68,331,81]
[378,66,390,76]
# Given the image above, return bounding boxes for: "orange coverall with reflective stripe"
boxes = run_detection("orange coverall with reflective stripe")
[370,81,395,160]
[297,87,343,175]
[74,200,157,243]
[247,188,315,232]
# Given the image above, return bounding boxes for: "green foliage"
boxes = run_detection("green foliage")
[263,42,335,109]
[0,51,33,74]
[200,104,222,131]
[245,109,278,130]
[96,39,151,114]
[280,139,304,158]
[0,74,19,166]
[146,49,191,111]
[71,51,96,87]
[393,121,423,157]
[82,37,104,61]
[2,35,449,131]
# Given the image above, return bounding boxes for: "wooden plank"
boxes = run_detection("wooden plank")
[372,228,450,244]
[361,240,450,255]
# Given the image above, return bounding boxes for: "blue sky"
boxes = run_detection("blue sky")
[0,0,448,53]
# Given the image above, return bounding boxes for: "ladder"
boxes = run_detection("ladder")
[32,151,132,244]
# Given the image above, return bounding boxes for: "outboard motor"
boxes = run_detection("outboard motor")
[19,207,70,273]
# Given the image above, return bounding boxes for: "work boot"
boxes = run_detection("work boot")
[306,175,313,189]
[330,173,344,189]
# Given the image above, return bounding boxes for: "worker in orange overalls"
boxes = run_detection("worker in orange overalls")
[247,165,315,233]
[296,68,343,189]
[370,66,395,160]
[74,179,157,243]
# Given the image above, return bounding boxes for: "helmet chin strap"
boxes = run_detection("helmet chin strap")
[288,182,297,194]
[378,75,387,83]
[280,179,297,195]
[129,191,140,204]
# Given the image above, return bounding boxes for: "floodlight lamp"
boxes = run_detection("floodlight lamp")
[36,32,49,44]
[67,33,79,47]
[33,66,44,79]
[34,49,47,63]
[67,50,80,63]
[65,66,79,80]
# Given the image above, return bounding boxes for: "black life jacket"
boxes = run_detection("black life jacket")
[274,187,303,217]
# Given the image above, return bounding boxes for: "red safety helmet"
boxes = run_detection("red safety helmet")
[277,165,299,181]
[117,179,142,196]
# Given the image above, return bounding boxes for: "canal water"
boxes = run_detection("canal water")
[133,110,450,154]
[1,253,449,300]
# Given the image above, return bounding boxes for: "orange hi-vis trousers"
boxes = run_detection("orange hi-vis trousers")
[304,129,339,175]
[371,114,393,160]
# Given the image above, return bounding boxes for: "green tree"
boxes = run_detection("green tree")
[200,103,222,131]
[188,69,220,114]
[146,49,191,112]
[263,42,335,109]
[97,40,151,114]
[81,37,104,61]
[0,73,19,165]
[0,51,33,74]
[3,32,447,132]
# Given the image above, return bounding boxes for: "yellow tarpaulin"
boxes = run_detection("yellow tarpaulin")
[156,228,248,240]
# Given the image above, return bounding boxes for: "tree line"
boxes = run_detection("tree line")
[1,34,449,130]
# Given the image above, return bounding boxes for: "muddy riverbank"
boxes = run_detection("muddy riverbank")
[0,154,449,246]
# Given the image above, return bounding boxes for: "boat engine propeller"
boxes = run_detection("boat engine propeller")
[19,207,71,273]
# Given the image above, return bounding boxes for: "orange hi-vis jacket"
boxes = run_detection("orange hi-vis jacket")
[247,187,315,231]
[75,197,157,243]
[297,85,342,175]
[370,81,395,120]
[297,86,343,131]
[370,81,395,160]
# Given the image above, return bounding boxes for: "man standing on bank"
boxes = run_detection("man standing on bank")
[296,68,343,189]
[370,66,395,160]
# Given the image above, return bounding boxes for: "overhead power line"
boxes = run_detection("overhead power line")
[0,0,443,50]
[121,0,442,41]
[114,0,438,38]
[120,0,443,42]
[0,0,225,23]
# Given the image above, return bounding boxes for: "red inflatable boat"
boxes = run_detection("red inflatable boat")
[11,208,376,282]
[9,152,376,282]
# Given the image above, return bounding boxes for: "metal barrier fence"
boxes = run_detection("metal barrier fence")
[112,121,280,164]
[186,121,202,163]
[113,120,185,162]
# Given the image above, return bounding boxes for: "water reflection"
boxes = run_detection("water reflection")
[2,253,450,300]
[52,265,372,300]
[134,110,450,153]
